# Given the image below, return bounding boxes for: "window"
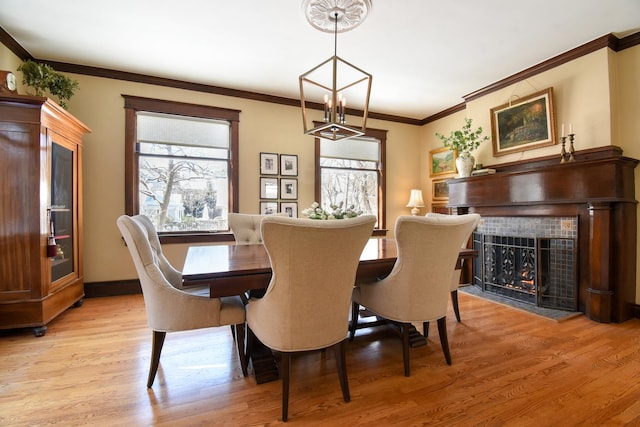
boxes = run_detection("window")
[315,128,387,231]
[124,96,239,243]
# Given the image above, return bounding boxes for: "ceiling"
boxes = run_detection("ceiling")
[1,0,639,120]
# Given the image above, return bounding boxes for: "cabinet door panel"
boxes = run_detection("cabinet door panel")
[50,142,75,282]
[0,123,42,295]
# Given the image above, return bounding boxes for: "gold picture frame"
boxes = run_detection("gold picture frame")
[429,147,457,177]
[431,202,452,215]
[490,87,556,157]
[432,178,450,201]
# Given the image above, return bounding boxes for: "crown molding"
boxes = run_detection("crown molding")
[1,26,636,126]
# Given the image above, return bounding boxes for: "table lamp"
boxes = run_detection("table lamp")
[406,189,425,216]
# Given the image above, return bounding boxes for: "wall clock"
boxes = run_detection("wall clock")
[0,70,18,94]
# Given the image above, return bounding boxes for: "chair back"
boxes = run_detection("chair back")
[385,214,480,322]
[228,212,288,245]
[248,215,376,351]
[116,214,222,330]
[426,212,479,290]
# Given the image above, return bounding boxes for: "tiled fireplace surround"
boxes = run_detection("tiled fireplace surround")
[447,146,638,323]
[473,216,578,311]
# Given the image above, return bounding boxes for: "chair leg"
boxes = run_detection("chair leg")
[334,340,351,402]
[230,324,236,340]
[423,321,430,338]
[349,301,360,341]
[451,289,461,322]
[147,330,166,388]
[246,327,256,369]
[281,352,291,422]
[235,323,248,377]
[402,323,411,377]
[437,316,452,365]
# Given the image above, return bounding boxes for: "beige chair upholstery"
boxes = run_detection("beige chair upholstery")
[247,215,376,421]
[116,215,247,387]
[350,214,480,376]
[426,212,481,322]
[228,212,288,245]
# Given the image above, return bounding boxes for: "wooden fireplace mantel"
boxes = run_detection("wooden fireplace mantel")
[447,146,638,323]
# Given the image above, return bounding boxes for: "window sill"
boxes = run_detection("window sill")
[159,232,235,244]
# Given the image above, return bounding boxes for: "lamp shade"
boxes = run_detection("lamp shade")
[406,189,425,216]
[406,189,425,208]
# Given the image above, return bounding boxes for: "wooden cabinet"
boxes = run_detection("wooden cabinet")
[0,95,90,335]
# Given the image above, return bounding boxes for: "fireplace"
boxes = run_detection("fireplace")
[472,217,577,311]
[447,146,638,323]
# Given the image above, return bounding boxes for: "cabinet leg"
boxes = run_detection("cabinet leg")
[32,326,47,337]
[73,298,84,308]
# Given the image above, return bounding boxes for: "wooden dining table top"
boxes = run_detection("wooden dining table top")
[181,237,477,297]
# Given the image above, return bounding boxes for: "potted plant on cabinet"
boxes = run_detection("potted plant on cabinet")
[435,117,489,178]
[17,60,79,109]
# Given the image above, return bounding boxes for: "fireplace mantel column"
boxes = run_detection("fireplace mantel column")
[587,202,613,322]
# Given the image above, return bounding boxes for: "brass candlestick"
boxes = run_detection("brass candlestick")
[560,136,567,163]
[568,133,576,162]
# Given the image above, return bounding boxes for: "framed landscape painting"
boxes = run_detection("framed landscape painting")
[430,147,456,177]
[431,203,452,215]
[432,179,450,201]
[490,87,556,157]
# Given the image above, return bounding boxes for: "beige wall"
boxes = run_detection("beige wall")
[0,43,421,282]
[1,42,638,301]
[420,45,640,303]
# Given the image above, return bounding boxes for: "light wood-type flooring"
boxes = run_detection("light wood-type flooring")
[2,292,640,426]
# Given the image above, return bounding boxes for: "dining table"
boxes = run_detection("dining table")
[182,237,477,383]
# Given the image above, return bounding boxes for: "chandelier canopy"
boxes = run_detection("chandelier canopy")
[299,0,373,141]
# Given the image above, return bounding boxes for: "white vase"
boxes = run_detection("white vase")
[456,152,475,178]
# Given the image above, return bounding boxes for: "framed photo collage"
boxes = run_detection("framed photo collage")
[259,152,298,218]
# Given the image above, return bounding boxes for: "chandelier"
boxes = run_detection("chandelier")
[299,0,373,141]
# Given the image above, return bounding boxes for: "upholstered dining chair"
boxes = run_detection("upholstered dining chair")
[426,212,481,323]
[116,215,248,388]
[246,215,376,421]
[350,214,480,376]
[228,212,288,245]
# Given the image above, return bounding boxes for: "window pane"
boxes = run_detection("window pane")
[320,138,378,161]
[138,112,230,149]
[320,157,376,170]
[139,155,229,232]
[139,142,228,160]
[124,95,240,241]
[320,168,378,222]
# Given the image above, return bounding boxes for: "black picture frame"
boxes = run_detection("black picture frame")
[280,202,298,218]
[260,177,278,199]
[280,154,298,176]
[280,178,298,200]
[260,201,278,215]
[260,152,278,175]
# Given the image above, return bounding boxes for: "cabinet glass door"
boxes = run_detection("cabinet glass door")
[51,142,74,281]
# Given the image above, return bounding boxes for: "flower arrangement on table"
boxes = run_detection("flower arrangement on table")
[301,201,362,220]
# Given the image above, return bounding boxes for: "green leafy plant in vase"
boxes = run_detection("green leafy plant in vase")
[435,117,489,177]
[17,60,79,109]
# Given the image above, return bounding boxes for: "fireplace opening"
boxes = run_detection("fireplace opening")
[472,217,578,311]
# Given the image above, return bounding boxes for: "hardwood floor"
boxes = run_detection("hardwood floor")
[2,292,640,426]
